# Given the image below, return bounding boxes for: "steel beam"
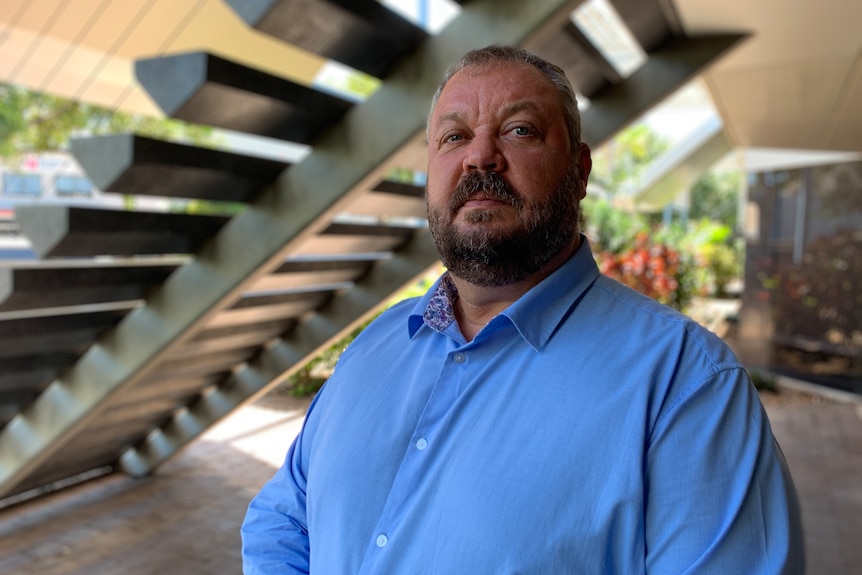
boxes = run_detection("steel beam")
[579,33,749,148]
[120,228,442,476]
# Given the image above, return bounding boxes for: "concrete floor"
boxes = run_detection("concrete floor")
[0,383,860,574]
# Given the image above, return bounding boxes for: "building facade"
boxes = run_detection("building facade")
[737,160,862,393]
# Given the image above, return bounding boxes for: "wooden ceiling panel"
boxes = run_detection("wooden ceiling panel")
[4,32,68,88]
[42,0,114,44]
[67,0,152,49]
[38,43,106,96]
[110,0,201,56]
[0,1,25,22]
[163,0,324,87]
[0,29,36,79]
[4,0,66,34]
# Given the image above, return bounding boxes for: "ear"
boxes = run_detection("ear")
[576,143,592,199]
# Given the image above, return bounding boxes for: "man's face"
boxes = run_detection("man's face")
[426,62,589,287]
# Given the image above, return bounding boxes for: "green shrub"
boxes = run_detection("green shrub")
[748,369,778,393]
[584,201,743,310]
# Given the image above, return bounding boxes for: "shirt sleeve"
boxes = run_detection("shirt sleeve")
[240,391,324,575]
[644,366,805,574]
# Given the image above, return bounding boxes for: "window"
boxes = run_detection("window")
[2,173,42,197]
[55,175,93,197]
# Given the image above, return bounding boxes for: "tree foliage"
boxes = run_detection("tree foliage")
[590,123,671,195]
[581,196,650,254]
[689,170,742,230]
[0,82,215,158]
[583,124,745,307]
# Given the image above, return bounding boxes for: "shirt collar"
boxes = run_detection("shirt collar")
[422,273,459,332]
[408,236,600,350]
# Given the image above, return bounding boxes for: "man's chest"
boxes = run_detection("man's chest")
[304,349,651,573]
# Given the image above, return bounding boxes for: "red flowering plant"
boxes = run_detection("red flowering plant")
[596,230,694,310]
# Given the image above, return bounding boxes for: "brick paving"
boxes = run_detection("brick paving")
[0,385,860,575]
[0,394,312,575]
[761,381,862,574]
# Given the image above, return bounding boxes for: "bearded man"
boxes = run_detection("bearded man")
[242,45,803,574]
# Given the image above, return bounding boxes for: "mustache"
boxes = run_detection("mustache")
[450,172,523,212]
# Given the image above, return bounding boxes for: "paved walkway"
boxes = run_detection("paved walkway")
[0,382,860,574]
[760,379,862,574]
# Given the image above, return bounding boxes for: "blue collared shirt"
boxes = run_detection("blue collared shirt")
[242,238,803,574]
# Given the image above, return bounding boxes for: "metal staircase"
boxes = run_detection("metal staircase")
[0,0,745,500]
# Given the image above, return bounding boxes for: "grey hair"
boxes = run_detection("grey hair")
[427,45,582,152]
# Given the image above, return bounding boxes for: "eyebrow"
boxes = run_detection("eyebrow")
[433,100,543,129]
[434,111,465,128]
[501,100,542,117]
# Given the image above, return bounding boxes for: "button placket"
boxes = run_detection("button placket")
[357,350,465,572]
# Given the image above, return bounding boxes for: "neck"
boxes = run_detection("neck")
[450,235,580,341]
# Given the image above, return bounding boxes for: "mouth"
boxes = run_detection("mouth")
[460,194,512,210]
[450,172,522,213]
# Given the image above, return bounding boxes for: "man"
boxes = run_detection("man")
[242,46,804,574]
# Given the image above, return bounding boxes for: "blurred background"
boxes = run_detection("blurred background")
[0,1,859,573]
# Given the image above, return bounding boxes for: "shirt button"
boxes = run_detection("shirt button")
[415,438,428,450]
[453,352,465,364]
[376,534,388,548]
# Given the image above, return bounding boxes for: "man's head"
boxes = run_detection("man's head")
[425,45,591,287]
[428,46,583,156]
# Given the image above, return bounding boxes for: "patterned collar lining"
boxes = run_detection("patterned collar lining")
[424,272,459,332]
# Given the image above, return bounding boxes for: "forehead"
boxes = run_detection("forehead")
[432,62,563,124]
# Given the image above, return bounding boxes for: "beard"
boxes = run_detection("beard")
[427,166,582,287]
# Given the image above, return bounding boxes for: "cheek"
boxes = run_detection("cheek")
[426,157,460,196]
[428,154,459,182]
[535,153,569,184]
[424,177,449,214]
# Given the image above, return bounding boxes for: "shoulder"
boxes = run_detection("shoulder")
[582,274,740,372]
[581,275,755,432]
[591,274,689,322]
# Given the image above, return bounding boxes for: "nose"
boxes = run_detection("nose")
[462,133,506,173]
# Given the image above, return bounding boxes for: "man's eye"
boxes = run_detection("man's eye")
[512,126,532,136]
[444,134,463,143]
